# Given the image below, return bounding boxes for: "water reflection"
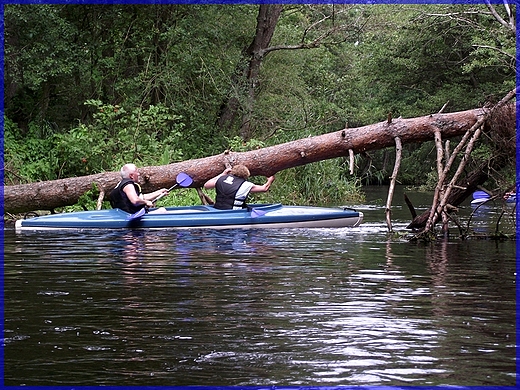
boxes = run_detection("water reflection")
[3,191,516,387]
[468,201,516,235]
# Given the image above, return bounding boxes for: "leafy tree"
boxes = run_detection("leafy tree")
[4,4,83,132]
[3,3,515,204]
[336,3,515,185]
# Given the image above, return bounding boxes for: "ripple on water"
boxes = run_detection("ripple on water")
[2,214,516,386]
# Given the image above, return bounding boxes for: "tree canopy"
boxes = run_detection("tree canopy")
[4,3,515,208]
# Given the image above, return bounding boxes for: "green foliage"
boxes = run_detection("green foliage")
[226,136,265,152]
[5,100,186,183]
[4,118,59,183]
[399,142,438,187]
[3,3,515,204]
[53,100,185,177]
[60,184,103,212]
[266,160,365,206]
[153,188,202,208]
[355,4,514,116]
[471,144,493,163]
[4,5,79,90]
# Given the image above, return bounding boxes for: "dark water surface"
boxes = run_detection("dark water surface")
[3,186,517,386]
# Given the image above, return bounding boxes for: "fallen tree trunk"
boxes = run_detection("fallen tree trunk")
[408,90,516,233]
[3,108,489,214]
[406,161,504,230]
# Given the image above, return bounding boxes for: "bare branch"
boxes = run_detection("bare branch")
[485,0,516,33]
[262,5,361,56]
[385,136,402,232]
[262,24,351,55]
[473,44,515,62]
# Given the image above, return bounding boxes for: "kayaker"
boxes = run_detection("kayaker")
[110,163,169,214]
[204,165,275,210]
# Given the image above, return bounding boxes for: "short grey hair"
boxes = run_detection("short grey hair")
[121,163,137,179]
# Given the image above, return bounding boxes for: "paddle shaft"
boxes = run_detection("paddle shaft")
[127,172,193,220]
[153,172,194,203]
[153,182,180,202]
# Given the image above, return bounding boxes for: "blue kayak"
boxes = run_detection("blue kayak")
[15,203,363,231]
[470,191,516,206]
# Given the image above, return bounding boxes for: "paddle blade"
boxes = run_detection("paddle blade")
[153,173,193,203]
[126,207,146,220]
[472,190,489,200]
[176,172,193,187]
[250,208,266,218]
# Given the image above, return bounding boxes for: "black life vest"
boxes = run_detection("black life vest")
[109,179,143,213]
[214,175,254,210]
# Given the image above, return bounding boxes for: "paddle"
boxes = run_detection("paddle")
[248,206,266,218]
[126,207,146,221]
[152,172,193,202]
[473,190,490,200]
[126,172,193,221]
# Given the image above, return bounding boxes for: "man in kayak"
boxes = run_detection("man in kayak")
[204,165,275,210]
[110,163,169,213]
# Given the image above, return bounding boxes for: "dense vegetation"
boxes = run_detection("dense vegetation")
[4,3,515,208]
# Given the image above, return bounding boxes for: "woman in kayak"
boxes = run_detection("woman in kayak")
[204,165,275,210]
[110,163,169,213]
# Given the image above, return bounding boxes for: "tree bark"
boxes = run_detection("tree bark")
[217,4,283,140]
[385,136,402,232]
[4,107,491,214]
[408,89,516,232]
[406,160,506,230]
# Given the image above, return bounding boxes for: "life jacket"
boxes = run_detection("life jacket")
[214,175,254,210]
[109,178,143,213]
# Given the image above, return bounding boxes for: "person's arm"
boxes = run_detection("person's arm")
[204,168,232,189]
[250,176,275,193]
[123,184,153,208]
[143,188,169,202]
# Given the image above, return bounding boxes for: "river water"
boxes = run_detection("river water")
[3,186,517,387]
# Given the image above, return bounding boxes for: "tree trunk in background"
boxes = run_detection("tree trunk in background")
[4,107,502,214]
[217,4,283,140]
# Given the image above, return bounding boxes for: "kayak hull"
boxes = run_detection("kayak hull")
[470,191,516,205]
[15,204,363,231]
